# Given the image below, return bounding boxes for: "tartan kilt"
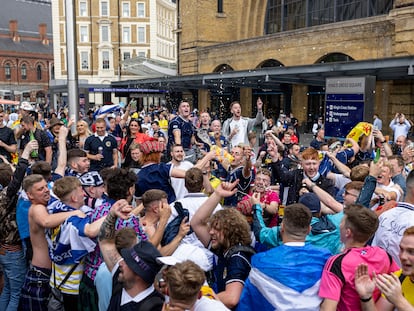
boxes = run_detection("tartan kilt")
[18,265,51,311]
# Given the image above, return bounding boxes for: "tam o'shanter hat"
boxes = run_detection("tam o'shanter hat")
[139,140,165,155]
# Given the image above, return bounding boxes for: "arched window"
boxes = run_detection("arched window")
[213,64,234,73]
[37,64,42,80]
[316,53,354,64]
[5,63,11,80]
[21,64,27,80]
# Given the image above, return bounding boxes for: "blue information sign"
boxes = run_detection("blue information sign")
[325,77,375,139]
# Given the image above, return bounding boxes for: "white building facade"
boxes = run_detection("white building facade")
[51,0,177,108]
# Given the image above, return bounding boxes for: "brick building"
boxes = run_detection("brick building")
[114,0,414,137]
[0,0,53,109]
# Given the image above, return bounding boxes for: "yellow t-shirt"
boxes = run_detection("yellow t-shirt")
[395,269,414,306]
[159,119,168,131]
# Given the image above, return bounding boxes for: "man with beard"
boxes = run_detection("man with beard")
[191,180,254,309]
[222,98,264,150]
[169,144,194,199]
[65,149,90,177]
[98,202,164,311]
[168,101,196,163]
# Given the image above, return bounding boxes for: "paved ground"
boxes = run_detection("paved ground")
[299,132,314,147]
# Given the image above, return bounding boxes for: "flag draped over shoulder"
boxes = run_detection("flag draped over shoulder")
[237,244,331,311]
[46,198,96,265]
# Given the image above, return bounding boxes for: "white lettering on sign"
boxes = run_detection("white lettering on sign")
[326,77,366,94]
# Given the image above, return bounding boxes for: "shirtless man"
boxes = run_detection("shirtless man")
[18,174,82,311]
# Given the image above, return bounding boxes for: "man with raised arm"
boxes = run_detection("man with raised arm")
[18,175,84,311]
[191,180,254,309]
[98,199,164,311]
[222,98,265,150]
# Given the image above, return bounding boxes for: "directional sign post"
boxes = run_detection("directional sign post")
[324,76,375,140]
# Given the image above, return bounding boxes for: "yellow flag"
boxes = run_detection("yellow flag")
[346,122,372,142]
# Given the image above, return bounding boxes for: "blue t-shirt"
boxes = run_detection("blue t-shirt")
[135,163,176,203]
[167,116,194,150]
[84,134,117,171]
[223,166,255,207]
[212,249,253,294]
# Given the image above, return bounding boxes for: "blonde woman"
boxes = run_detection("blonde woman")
[73,120,92,149]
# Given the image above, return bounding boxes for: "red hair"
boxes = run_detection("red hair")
[301,147,319,160]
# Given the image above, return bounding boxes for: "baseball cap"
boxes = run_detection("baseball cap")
[120,241,162,284]
[20,101,35,111]
[299,192,321,214]
[79,171,104,187]
[157,244,212,272]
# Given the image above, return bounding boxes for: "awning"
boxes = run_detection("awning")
[122,56,177,77]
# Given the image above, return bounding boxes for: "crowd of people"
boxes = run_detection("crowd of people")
[0,98,413,311]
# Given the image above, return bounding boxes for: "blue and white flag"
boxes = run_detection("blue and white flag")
[46,199,96,265]
[237,244,331,311]
[93,103,121,119]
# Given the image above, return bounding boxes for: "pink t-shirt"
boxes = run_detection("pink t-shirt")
[242,190,280,227]
[319,246,400,311]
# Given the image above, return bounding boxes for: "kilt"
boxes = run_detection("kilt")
[18,265,51,311]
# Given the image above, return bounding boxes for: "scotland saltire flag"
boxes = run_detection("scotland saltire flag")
[93,103,121,119]
[46,199,96,265]
[237,244,331,311]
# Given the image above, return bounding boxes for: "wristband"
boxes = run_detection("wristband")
[360,296,372,302]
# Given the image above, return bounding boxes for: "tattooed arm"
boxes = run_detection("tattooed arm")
[98,199,131,272]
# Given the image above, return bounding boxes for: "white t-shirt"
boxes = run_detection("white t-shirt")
[168,193,223,270]
[194,296,230,311]
[169,160,193,199]
[372,203,414,266]
[230,118,249,147]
